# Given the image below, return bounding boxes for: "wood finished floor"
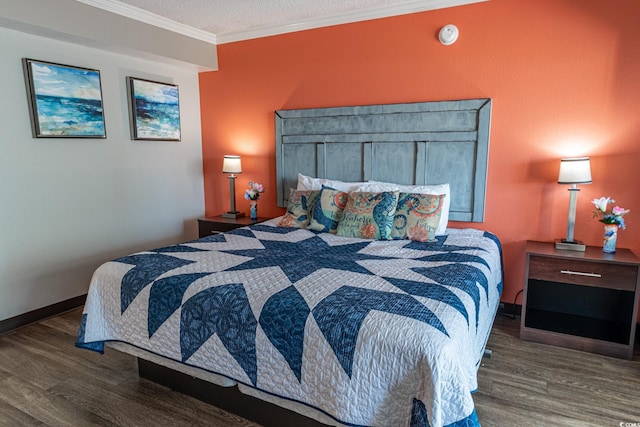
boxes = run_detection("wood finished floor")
[0,309,638,427]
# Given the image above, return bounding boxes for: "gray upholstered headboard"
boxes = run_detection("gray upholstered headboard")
[275,98,491,222]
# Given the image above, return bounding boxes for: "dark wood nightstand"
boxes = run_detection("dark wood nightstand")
[197,216,269,238]
[520,241,640,359]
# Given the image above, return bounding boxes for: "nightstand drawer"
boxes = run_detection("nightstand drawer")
[197,216,269,238]
[528,255,637,291]
[198,220,225,237]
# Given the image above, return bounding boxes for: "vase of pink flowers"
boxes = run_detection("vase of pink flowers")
[592,196,630,253]
[245,181,264,220]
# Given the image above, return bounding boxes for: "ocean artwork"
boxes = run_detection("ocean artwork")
[128,77,180,141]
[23,59,106,138]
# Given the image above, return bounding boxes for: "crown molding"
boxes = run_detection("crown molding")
[216,0,487,44]
[76,0,486,46]
[75,0,217,44]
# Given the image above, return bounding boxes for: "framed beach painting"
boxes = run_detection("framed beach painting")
[22,58,106,138]
[127,77,181,141]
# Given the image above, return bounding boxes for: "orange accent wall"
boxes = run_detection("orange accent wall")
[200,0,640,305]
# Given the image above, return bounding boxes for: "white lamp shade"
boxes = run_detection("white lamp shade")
[222,155,242,174]
[557,157,592,184]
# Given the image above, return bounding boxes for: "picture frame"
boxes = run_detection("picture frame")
[127,77,181,141]
[22,58,106,138]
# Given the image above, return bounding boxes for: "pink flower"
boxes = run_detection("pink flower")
[612,206,630,216]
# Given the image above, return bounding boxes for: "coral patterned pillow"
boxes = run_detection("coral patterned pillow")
[278,189,319,228]
[391,193,445,242]
[336,191,400,240]
[307,186,349,234]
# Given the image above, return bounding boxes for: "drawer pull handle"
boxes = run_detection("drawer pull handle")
[560,270,602,278]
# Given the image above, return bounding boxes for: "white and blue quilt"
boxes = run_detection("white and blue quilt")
[76,220,502,427]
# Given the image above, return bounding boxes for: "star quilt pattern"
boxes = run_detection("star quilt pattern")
[77,220,502,427]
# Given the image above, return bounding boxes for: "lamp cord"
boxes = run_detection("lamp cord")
[501,289,523,320]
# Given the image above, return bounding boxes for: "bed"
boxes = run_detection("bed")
[76,99,501,427]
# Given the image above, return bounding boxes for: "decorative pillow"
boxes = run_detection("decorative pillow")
[336,191,400,240]
[278,189,319,228]
[391,193,445,242]
[307,186,349,233]
[369,181,450,235]
[297,173,366,192]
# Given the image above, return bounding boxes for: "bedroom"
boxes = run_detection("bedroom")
[1,0,639,425]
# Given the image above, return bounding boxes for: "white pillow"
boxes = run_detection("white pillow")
[351,182,400,193]
[368,181,450,235]
[297,173,366,192]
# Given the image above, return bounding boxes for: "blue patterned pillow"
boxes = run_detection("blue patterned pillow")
[307,186,349,234]
[278,189,319,228]
[336,191,400,240]
[391,193,444,242]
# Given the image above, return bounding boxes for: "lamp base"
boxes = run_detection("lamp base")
[222,211,246,219]
[555,239,586,252]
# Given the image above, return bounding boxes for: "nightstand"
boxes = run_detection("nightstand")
[520,241,640,359]
[197,216,268,238]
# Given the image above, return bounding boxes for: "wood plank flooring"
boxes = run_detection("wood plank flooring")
[0,309,638,427]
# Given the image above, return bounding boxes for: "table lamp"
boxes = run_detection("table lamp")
[555,157,592,251]
[222,155,245,218]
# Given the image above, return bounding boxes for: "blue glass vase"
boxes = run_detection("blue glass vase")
[602,224,617,253]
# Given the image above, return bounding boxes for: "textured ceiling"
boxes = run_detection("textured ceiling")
[120,0,409,34]
[80,0,485,43]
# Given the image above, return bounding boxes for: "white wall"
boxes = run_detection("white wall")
[0,26,205,321]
